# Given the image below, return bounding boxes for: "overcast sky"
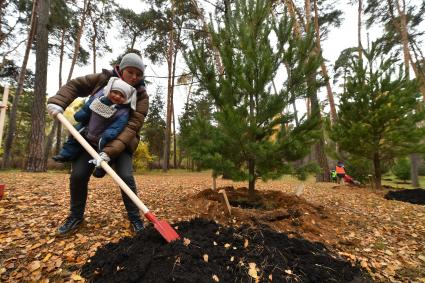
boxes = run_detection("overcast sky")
[36,0,421,128]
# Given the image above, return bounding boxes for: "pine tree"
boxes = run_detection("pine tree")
[141,87,166,167]
[185,0,320,192]
[329,41,425,189]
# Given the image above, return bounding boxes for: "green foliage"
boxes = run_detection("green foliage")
[392,158,411,182]
[133,142,153,172]
[293,163,321,181]
[184,0,320,190]
[343,157,373,183]
[141,87,166,161]
[329,41,425,186]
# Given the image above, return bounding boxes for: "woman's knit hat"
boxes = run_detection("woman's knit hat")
[119,53,145,73]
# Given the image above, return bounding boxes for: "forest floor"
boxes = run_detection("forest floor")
[0,171,424,282]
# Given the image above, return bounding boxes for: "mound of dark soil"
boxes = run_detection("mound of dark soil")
[384,188,425,205]
[81,218,371,283]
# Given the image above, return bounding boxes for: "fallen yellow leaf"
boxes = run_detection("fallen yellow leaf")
[71,273,84,281]
[248,262,258,278]
[42,253,52,262]
[203,254,208,262]
[27,260,41,272]
[183,238,191,246]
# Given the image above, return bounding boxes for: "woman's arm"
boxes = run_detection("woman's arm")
[47,72,109,109]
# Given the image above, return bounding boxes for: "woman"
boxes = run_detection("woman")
[47,53,149,235]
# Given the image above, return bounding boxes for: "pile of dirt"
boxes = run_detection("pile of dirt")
[81,218,371,283]
[184,187,341,244]
[384,188,425,205]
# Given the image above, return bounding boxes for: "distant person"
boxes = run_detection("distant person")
[330,169,337,183]
[336,161,346,184]
[52,77,137,178]
[47,52,149,235]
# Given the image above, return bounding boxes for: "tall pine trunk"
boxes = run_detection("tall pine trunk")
[373,153,382,189]
[391,0,420,187]
[2,0,38,168]
[67,0,90,82]
[313,0,337,125]
[163,0,174,171]
[357,0,363,61]
[26,0,49,172]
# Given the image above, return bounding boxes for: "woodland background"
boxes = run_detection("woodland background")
[0,0,425,190]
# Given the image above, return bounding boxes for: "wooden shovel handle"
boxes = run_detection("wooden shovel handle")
[56,113,150,214]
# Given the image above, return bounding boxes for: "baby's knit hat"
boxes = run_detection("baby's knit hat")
[105,77,137,110]
[119,53,145,73]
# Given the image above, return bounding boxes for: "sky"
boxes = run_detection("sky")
[27,0,421,129]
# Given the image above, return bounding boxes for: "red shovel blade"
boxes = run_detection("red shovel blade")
[145,212,180,243]
[154,220,180,243]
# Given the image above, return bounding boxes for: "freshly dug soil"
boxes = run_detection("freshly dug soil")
[81,218,371,283]
[384,188,425,205]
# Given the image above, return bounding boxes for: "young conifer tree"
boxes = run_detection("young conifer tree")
[329,41,425,189]
[185,0,321,192]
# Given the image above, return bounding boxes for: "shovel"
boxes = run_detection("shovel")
[56,113,180,243]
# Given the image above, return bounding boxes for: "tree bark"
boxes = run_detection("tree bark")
[26,0,50,172]
[66,0,90,82]
[2,0,38,168]
[163,0,174,171]
[171,23,181,169]
[373,153,382,189]
[392,0,420,186]
[43,121,58,162]
[55,28,66,155]
[313,0,337,125]
[357,0,363,61]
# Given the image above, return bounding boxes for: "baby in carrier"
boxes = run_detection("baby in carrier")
[52,77,137,178]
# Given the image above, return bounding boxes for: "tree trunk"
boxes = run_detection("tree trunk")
[357,0,363,61]
[66,0,90,82]
[410,153,420,187]
[248,159,255,193]
[163,0,174,171]
[391,0,421,186]
[171,23,181,169]
[26,0,50,172]
[2,0,38,168]
[313,0,337,125]
[373,153,382,189]
[91,17,98,74]
[311,93,330,182]
[55,28,66,154]
[43,121,58,162]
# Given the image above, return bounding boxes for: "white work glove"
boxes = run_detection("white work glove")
[47,103,64,117]
[88,152,110,167]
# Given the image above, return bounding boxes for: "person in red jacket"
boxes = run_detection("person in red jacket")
[335,161,346,184]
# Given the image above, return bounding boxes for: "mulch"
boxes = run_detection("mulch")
[81,218,371,283]
[384,188,425,205]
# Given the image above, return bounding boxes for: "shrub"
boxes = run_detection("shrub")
[133,142,153,172]
[344,157,373,183]
[392,158,410,182]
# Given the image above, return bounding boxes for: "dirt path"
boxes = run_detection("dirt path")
[0,171,424,282]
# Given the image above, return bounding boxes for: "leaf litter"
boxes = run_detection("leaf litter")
[0,172,424,282]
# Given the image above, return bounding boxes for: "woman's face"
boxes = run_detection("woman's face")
[121,67,143,86]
